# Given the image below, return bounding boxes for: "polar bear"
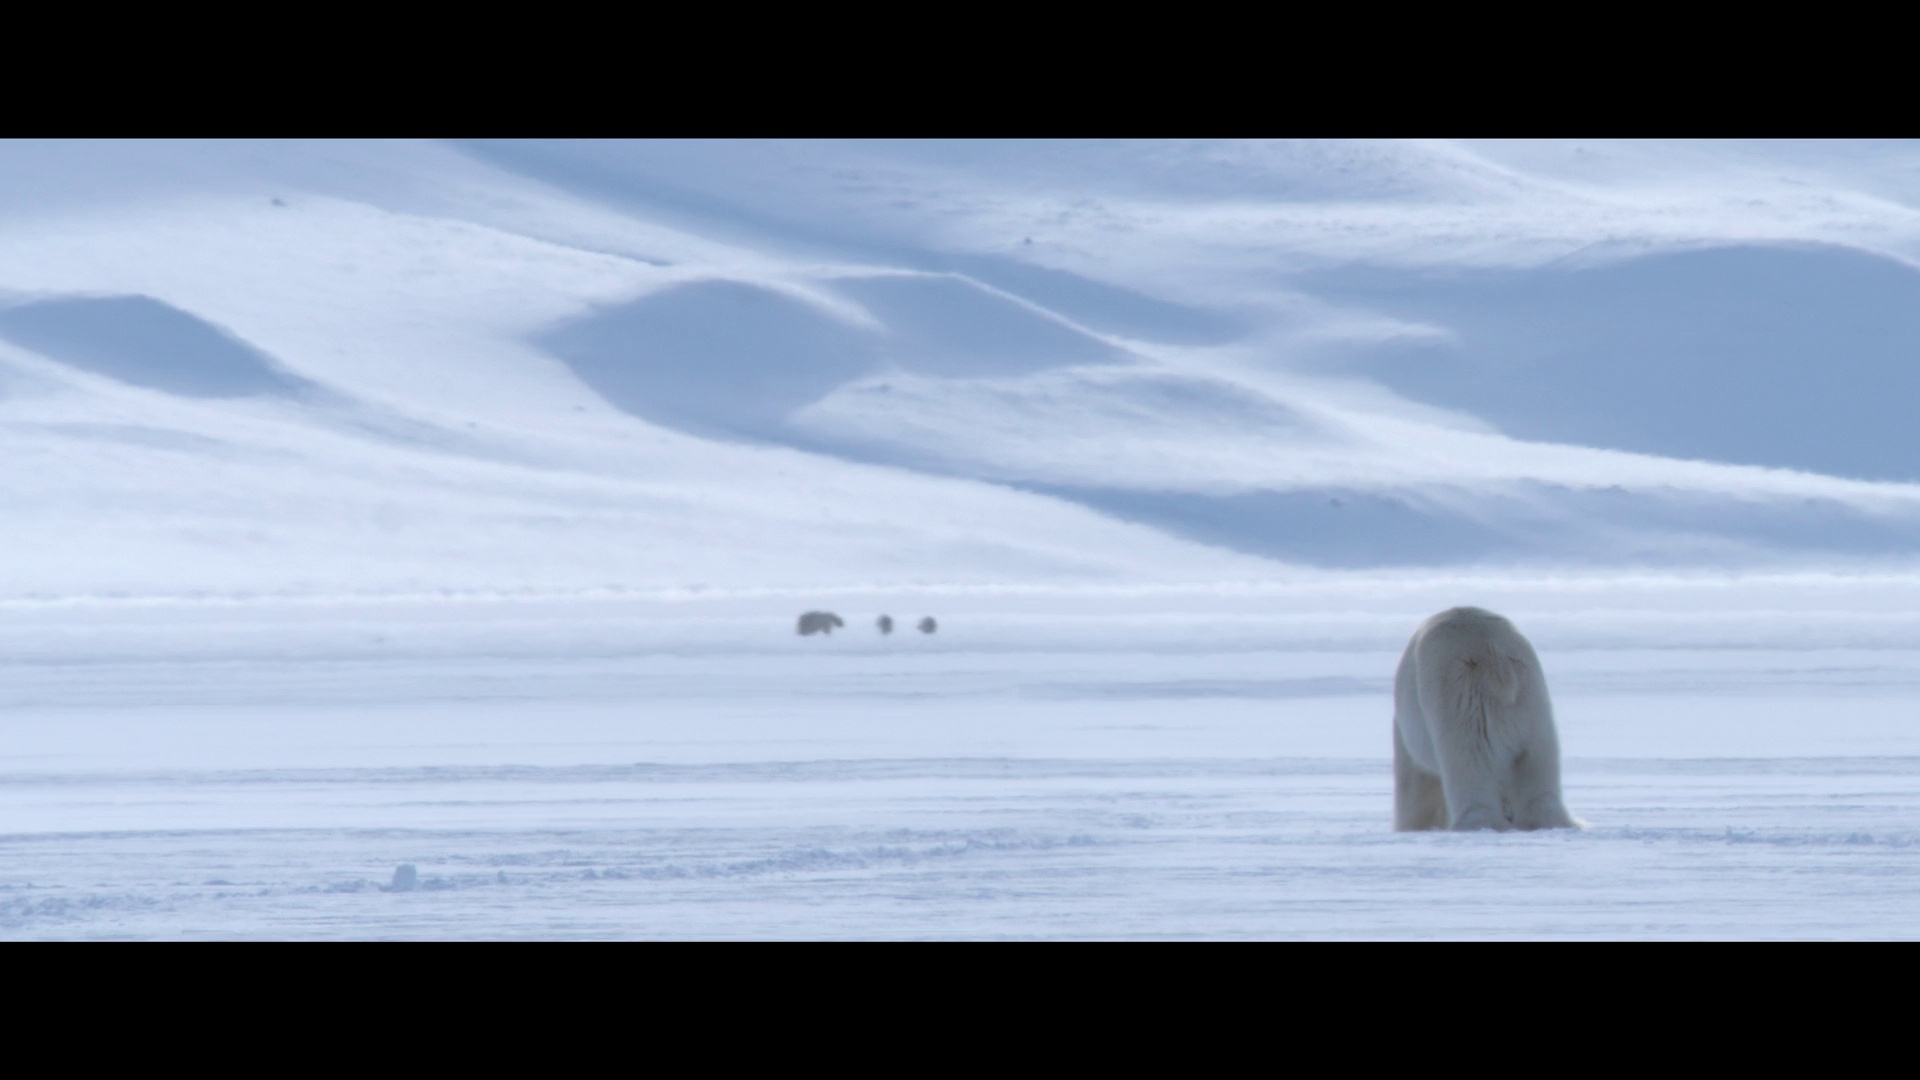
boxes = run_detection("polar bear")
[796,611,845,636]
[1392,606,1580,832]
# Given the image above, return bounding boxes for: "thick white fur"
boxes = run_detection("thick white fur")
[1393,607,1580,832]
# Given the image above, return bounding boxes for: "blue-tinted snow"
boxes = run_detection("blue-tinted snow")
[9,591,1920,940]
[0,295,318,399]
[533,273,1131,442]
[825,274,1130,376]
[1041,483,1920,567]
[7,140,1920,938]
[536,281,880,440]
[1309,244,1920,483]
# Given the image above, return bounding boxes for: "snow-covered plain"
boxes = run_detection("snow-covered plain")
[7,140,1920,938]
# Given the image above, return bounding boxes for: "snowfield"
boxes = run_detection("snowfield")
[7,139,1920,937]
[9,582,1920,939]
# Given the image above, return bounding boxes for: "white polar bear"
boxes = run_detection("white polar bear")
[1393,606,1581,832]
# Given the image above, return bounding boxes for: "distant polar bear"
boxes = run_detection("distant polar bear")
[796,611,845,636]
[1393,607,1580,832]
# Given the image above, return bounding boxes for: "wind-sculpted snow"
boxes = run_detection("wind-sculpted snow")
[7,140,1920,578]
[535,280,879,439]
[793,366,1339,486]
[923,254,1248,346]
[1036,483,1920,566]
[824,273,1130,376]
[535,273,1132,442]
[1312,244,1920,482]
[13,141,1920,936]
[0,295,320,399]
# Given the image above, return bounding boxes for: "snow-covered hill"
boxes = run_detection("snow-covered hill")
[8,138,1920,600]
[18,141,1920,941]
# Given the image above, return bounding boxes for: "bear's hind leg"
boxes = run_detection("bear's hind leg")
[1504,749,1580,830]
[1393,718,1450,831]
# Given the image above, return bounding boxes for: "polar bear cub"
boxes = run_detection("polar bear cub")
[1393,606,1580,832]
